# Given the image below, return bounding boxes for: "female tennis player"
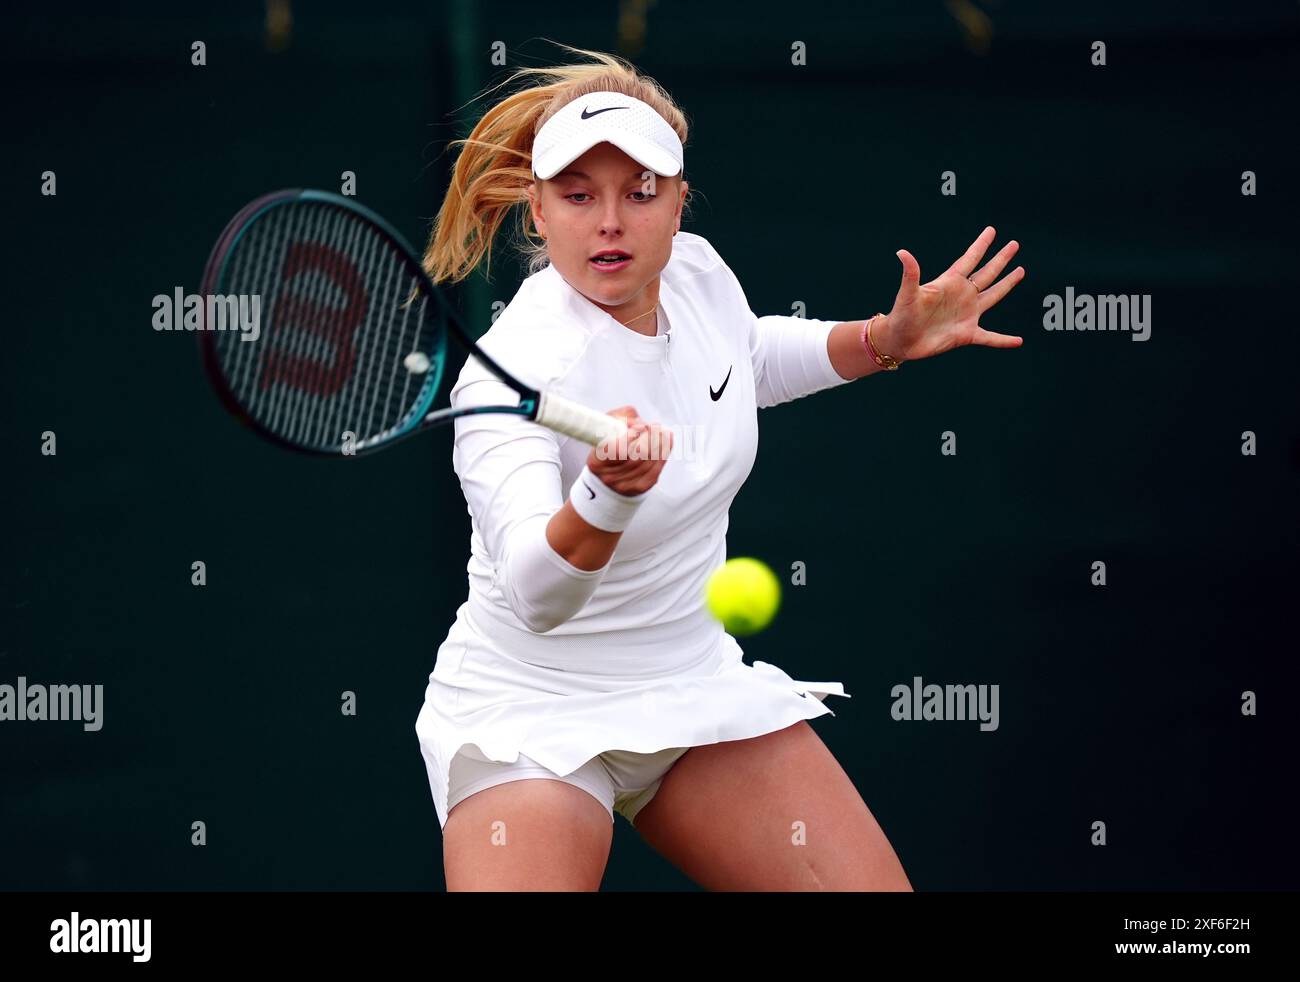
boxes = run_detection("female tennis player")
[413,46,1024,891]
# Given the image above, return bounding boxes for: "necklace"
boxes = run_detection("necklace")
[618,301,660,335]
[620,302,658,327]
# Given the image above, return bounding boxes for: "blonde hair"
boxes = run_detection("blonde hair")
[421,43,691,286]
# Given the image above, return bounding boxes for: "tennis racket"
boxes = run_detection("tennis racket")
[197,189,627,457]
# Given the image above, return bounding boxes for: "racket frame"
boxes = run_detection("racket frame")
[198,189,553,457]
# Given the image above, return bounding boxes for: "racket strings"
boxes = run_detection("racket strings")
[211,199,443,452]
[263,200,318,439]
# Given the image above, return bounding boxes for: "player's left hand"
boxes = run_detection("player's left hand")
[877,226,1025,363]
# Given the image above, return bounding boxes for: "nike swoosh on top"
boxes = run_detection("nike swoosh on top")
[709,365,733,401]
[581,106,626,119]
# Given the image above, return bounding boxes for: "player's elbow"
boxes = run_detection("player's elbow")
[515,604,568,635]
[510,550,606,631]
[498,520,603,634]
[503,581,587,634]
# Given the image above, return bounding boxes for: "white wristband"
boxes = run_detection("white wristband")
[569,464,649,533]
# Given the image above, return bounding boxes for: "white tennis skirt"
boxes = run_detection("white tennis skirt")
[415,595,851,830]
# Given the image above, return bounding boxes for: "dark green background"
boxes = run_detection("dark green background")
[3,1,1297,891]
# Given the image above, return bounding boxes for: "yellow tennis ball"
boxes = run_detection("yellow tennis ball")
[705,557,782,636]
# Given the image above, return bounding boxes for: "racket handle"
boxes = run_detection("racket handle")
[535,391,629,446]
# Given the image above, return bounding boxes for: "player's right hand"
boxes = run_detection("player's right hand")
[587,406,673,496]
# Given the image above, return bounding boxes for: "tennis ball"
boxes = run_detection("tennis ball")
[705,557,782,636]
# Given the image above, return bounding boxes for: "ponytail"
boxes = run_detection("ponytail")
[421,43,690,285]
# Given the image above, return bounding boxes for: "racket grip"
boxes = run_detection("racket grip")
[535,391,629,446]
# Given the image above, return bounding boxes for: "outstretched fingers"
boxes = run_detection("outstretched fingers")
[970,325,1023,348]
[946,226,997,279]
[970,239,1020,290]
[976,264,1026,313]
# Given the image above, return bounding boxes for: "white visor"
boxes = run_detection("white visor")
[531,91,683,180]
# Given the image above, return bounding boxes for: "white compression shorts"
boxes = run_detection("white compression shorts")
[445,743,690,827]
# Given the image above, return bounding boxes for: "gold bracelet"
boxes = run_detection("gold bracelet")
[863,313,901,370]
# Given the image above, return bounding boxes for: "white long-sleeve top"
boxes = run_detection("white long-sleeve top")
[447,231,854,657]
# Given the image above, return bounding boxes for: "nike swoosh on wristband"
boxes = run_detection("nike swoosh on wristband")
[582,481,596,500]
[581,106,626,119]
[709,365,733,401]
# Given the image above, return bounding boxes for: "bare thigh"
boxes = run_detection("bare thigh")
[442,778,614,891]
[633,720,912,891]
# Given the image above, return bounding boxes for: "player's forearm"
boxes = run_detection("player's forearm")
[546,501,621,571]
[752,315,858,405]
